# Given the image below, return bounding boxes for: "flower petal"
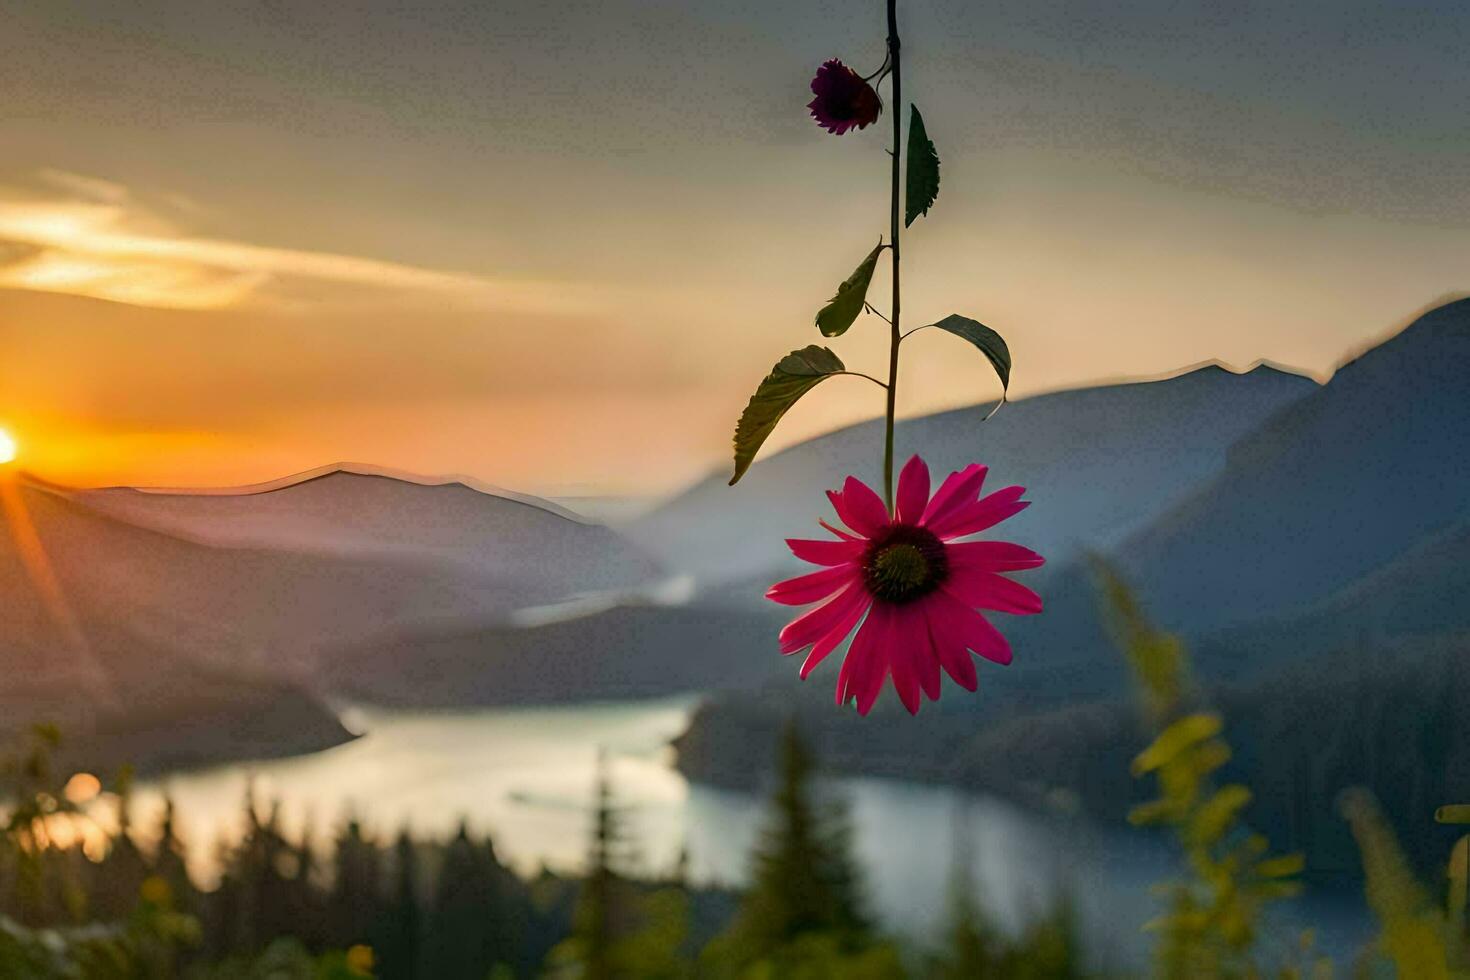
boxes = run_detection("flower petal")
[944,569,1043,615]
[800,593,870,678]
[766,565,858,606]
[946,540,1047,572]
[887,606,922,715]
[785,536,866,567]
[779,581,867,654]
[930,486,1029,540]
[920,464,987,528]
[923,598,977,690]
[836,603,884,707]
[854,605,893,716]
[955,608,1014,666]
[894,455,931,525]
[897,603,942,702]
[819,519,861,542]
[933,591,1013,666]
[829,476,890,537]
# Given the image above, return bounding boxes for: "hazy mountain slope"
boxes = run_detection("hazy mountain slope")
[79,465,662,596]
[628,363,1316,587]
[12,477,512,673]
[319,600,790,707]
[1189,515,1470,677]
[934,297,1470,698]
[670,298,1470,813]
[1112,297,1470,635]
[677,635,1470,876]
[0,477,351,769]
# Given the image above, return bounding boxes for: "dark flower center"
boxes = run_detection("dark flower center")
[862,524,948,604]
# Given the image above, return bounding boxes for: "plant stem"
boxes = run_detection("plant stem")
[882,0,901,510]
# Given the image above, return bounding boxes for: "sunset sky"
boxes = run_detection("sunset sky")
[1,0,1466,497]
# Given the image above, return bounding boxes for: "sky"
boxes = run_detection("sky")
[0,0,1466,497]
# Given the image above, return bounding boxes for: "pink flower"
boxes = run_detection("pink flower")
[767,456,1044,716]
[807,59,882,135]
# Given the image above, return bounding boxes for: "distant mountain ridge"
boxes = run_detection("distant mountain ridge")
[0,477,353,771]
[9,297,1466,782]
[0,464,669,766]
[672,297,1470,830]
[71,464,665,633]
[629,361,1318,589]
[86,461,592,520]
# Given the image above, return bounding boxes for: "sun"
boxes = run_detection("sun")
[0,429,16,465]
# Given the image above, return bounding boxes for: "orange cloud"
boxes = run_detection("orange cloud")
[0,170,584,313]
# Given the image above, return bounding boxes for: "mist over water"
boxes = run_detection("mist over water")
[120,697,1369,969]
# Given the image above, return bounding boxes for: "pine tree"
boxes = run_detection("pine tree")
[932,816,1000,978]
[705,720,871,974]
[151,798,196,920]
[424,821,503,979]
[90,770,149,922]
[328,816,382,950]
[375,828,422,980]
[582,751,622,980]
[547,749,644,979]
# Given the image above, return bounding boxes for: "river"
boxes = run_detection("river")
[129,695,1372,969]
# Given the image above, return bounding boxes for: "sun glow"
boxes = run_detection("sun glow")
[0,429,16,465]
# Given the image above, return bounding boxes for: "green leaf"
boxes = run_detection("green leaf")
[1189,784,1252,845]
[1254,853,1306,879]
[815,243,883,338]
[730,346,846,485]
[932,314,1012,400]
[1131,713,1222,776]
[1127,799,1177,827]
[904,105,940,227]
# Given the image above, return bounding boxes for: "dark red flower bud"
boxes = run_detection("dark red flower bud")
[807,59,882,135]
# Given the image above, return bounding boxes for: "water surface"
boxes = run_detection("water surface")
[128,697,1369,967]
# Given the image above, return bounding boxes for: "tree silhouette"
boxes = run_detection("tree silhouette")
[328,816,381,951]
[706,720,871,972]
[375,827,422,979]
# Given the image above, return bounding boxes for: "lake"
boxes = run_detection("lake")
[127,695,1371,968]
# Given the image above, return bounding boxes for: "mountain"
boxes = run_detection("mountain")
[318,601,790,708]
[627,362,1317,589]
[2,467,681,726]
[0,475,352,771]
[1194,515,1470,675]
[378,360,1315,711]
[670,298,1470,814]
[78,463,663,602]
[1110,297,1470,634]
[675,635,1470,877]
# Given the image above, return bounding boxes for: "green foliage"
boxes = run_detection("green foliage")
[730,932,907,979]
[0,875,198,979]
[373,830,421,980]
[194,938,375,979]
[547,751,693,979]
[703,722,875,976]
[931,314,1012,403]
[996,899,1086,980]
[1097,560,1305,979]
[421,823,521,979]
[903,105,940,227]
[1342,789,1467,978]
[603,886,693,980]
[730,346,846,485]
[930,862,1003,979]
[814,243,884,339]
[1,724,88,926]
[929,825,1086,980]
